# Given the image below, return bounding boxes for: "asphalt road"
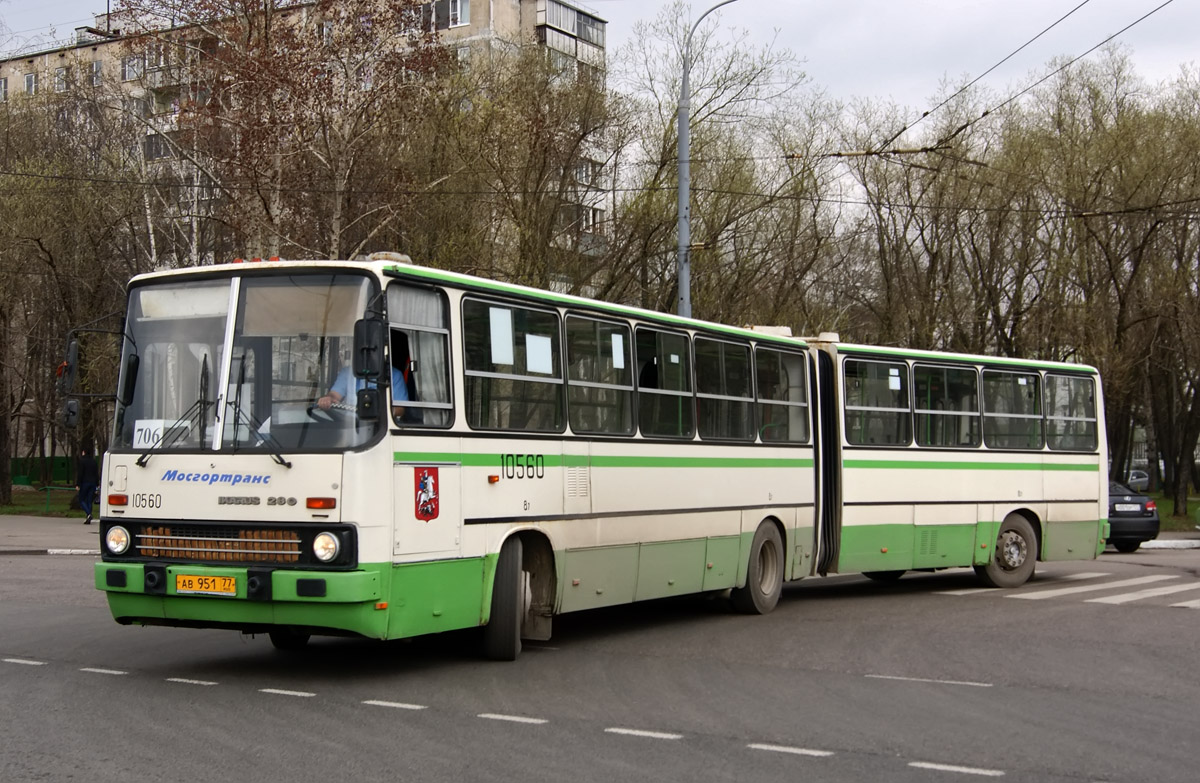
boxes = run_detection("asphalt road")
[3,549,1199,783]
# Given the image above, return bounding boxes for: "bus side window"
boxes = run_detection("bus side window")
[843,358,911,446]
[635,327,693,439]
[1045,374,1096,451]
[754,348,808,443]
[386,284,453,428]
[983,369,1043,449]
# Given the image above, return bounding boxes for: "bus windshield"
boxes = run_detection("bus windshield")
[114,272,382,453]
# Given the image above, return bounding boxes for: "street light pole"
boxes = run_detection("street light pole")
[677,0,740,319]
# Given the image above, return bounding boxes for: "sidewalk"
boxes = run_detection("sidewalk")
[2,513,1196,556]
[0,514,99,555]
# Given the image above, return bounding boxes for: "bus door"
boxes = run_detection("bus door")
[393,459,463,560]
[812,347,842,575]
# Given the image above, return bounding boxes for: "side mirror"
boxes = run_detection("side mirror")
[61,399,80,429]
[353,318,386,381]
[58,339,80,395]
[118,354,140,407]
[356,387,380,421]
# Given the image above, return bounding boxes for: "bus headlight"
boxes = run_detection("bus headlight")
[313,532,340,562]
[106,526,131,555]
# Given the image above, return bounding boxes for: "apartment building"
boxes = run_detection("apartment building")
[0,0,610,250]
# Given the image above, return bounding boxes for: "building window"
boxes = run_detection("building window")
[25,72,37,96]
[54,67,69,92]
[147,43,167,70]
[122,55,144,81]
[577,13,605,47]
[0,77,7,102]
[90,60,102,86]
[143,133,173,160]
[319,21,334,45]
[450,0,470,26]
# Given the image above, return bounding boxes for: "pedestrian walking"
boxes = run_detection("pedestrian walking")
[76,448,100,525]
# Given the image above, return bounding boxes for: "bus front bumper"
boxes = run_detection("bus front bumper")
[94,562,386,638]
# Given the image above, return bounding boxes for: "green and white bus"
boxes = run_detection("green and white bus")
[91,256,1108,659]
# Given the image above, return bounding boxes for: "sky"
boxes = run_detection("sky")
[1,0,1196,108]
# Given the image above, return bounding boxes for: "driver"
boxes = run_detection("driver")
[318,363,408,419]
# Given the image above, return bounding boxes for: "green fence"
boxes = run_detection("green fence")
[11,457,72,485]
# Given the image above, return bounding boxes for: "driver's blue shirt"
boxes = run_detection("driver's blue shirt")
[329,366,409,403]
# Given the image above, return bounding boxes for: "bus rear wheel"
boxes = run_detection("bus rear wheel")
[483,536,524,661]
[975,514,1037,588]
[731,522,784,614]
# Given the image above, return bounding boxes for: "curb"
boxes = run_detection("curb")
[1140,539,1200,550]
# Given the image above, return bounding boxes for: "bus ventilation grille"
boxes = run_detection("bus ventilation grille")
[135,525,302,564]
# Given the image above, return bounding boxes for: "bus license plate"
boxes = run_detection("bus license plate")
[1114,503,1141,512]
[175,574,237,596]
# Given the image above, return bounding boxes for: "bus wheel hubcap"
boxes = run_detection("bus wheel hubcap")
[998,531,1027,570]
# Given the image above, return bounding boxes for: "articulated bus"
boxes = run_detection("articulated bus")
[91,256,1107,659]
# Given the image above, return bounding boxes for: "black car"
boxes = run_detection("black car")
[1107,481,1160,553]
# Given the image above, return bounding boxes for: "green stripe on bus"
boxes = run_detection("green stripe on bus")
[394,452,812,469]
[843,459,1099,471]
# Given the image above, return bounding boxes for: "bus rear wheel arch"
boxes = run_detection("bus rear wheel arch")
[975,513,1038,588]
[731,520,785,614]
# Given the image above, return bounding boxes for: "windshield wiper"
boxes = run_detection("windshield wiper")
[228,351,292,469]
[136,357,212,467]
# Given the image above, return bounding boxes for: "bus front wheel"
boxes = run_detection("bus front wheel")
[975,514,1037,588]
[483,536,524,661]
[731,522,784,614]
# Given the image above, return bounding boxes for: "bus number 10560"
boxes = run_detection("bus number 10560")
[499,454,545,480]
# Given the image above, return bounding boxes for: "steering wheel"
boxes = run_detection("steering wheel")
[306,401,356,422]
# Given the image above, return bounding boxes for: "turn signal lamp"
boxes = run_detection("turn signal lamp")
[108,494,129,506]
[1145,500,1157,513]
[307,497,336,510]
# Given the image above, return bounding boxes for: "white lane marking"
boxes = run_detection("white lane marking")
[259,688,315,697]
[3,658,47,666]
[363,700,427,710]
[1170,597,1200,608]
[80,667,127,675]
[936,587,1003,596]
[478,713,548,725]
[909,761,1005,777]
[605,727,683,740]
[937,571,1111,595]
[166,677,217,686]
[1086,582,1200,605]
[748,743,834,757]
[1008,574,1176,600]
[865,674,992,688]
